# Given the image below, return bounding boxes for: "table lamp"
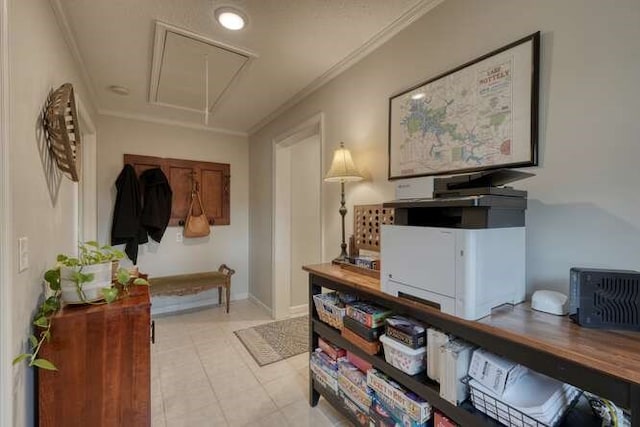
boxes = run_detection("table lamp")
[324,142,363,262]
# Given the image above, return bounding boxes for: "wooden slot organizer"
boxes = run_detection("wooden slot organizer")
[333,204,395,279]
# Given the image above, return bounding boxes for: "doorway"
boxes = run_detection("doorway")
[272,113,324,319]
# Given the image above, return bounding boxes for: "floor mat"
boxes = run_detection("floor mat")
[234,315,308,366]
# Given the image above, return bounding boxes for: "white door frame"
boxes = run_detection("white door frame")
[76,97,97,242]
[0,0,12,425]
[271,113,325,319]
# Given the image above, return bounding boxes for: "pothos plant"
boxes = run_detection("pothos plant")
[13,242,149,371]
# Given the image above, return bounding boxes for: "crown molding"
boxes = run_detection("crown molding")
[98,109,249,137]
[49,0,98,114]
[248,0,445,135]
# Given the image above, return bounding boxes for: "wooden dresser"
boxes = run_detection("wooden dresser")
[38,286,152,427]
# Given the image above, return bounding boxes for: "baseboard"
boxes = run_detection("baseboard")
[151,292,248,316]
[289,303,308,317]
[248,293,272,316]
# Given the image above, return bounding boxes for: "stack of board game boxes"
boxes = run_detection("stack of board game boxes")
[342,302,392,355]
[310,336,433,426]
[312,292,585,427]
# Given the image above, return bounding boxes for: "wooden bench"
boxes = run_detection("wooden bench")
[149,264,236,313]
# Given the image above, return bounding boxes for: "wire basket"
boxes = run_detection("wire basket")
[465,377,582,427]
[313,292,354,330]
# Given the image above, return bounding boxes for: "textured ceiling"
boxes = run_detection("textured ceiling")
[56,0,438,134]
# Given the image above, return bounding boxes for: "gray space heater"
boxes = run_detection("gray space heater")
[569,267,640,331]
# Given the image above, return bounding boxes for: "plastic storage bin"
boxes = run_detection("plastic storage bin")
[380,334,426,375]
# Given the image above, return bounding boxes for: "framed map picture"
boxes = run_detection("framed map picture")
[388,32,540,180]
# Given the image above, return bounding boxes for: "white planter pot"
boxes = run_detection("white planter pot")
[60,262,113,304]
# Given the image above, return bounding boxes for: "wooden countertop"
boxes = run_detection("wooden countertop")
[303,263,640,386]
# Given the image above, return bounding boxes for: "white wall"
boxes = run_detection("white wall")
[249,0,640,309]
[290,135,321,308]
[96,115,250,303]
[8,0,96,425]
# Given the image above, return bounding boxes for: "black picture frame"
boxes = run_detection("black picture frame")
[388,32,540,180]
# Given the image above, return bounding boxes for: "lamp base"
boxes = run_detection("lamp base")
[332,254,349,263]
[333,181,350,265]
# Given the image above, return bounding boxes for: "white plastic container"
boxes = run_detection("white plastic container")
[60,262,113,304]
[380,334,426,375]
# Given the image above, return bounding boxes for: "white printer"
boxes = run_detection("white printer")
[381,169,532,321]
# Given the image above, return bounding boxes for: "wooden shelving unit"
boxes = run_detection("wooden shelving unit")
[305,263,639,427]
[312,319,498,426]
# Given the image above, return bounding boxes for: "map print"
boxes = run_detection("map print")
[395,59,514,176]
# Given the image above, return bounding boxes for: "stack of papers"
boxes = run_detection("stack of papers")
[439,340,474,405]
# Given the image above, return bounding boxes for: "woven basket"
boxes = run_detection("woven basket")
[313,292,349,330]
[44,83,81,182]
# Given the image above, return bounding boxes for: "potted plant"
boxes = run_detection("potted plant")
[12,241,149,370]
[56,241,127,303]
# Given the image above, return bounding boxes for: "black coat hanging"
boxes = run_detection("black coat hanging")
[111,164,148,264]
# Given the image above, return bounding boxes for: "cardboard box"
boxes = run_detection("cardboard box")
[368,397,396,427]
[439,340,474,405]
[338,360,372,412]
[318,337,346,360]
[385,315,426,349]
[427,328,450,383]
[310,361,338,392]
[344,315,384,341]
[366,369,431,423]
[346,351,373,373]
[338,359,368,388]
[341,327,381,355]
[371,392,429,427]
[346,302,392,328]
[339,390,370,426]
[434,411,457,427]
[467,349,527,396]
[353,256,379,270]
[310,349,339,378]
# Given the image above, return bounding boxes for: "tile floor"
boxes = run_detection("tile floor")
[151,299,354,427]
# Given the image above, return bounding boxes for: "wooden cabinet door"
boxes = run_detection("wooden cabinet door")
[200,162,230,225]
[167,161,196,225]
[38,288,151,427]
[122,154,230,226]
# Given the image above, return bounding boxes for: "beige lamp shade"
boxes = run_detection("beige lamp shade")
[324,142,363,182]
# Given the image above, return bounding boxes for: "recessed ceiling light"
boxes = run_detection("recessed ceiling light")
[108,85,130,96]
[214,7,246,31]
[411,93,426,100]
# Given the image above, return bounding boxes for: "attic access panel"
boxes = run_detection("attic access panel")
[149,22,256,115]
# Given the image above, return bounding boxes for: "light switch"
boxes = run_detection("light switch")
[18,237,29,272]
[176,231,183,242]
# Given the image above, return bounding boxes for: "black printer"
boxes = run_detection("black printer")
[383,169,534,229]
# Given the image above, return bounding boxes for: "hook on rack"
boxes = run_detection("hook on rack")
[189,170,200,193]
